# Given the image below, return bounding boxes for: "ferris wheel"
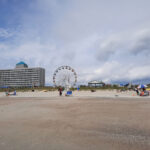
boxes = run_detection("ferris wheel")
[53,66,77,88]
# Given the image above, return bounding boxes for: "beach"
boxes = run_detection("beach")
[0,89,142,98]
[0,91,150,150]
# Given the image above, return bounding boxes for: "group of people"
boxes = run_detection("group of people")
[58,87,73,96]
[6,90,16,96]
[135,88,149,96]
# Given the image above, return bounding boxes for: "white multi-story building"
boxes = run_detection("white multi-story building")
[0,62,45,87]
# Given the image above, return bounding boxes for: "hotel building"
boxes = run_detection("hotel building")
[0,62,45,87]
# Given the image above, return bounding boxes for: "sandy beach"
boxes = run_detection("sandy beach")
[0,92,150,150]
[0,89,145,98]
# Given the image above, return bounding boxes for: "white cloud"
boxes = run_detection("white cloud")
[0,28,14,39]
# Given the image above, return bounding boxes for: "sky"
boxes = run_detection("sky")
[0,0,150,85]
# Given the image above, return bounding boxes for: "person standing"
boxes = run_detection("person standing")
[135,88,139,95]
[58,87,62,96]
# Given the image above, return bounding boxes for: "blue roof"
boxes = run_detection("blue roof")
[16,61,27,65]
[16,61,28,68]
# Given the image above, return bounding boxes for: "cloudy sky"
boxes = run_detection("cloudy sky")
[0,0,150,85]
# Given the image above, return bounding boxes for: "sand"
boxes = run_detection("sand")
[0,92,150,150]
[0,89,144,98]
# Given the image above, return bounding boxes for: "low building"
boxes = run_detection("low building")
[88,80,105,87]
[0,62,45,87]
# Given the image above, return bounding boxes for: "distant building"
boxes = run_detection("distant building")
[0,62,45,87]
[88,80,105,87]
